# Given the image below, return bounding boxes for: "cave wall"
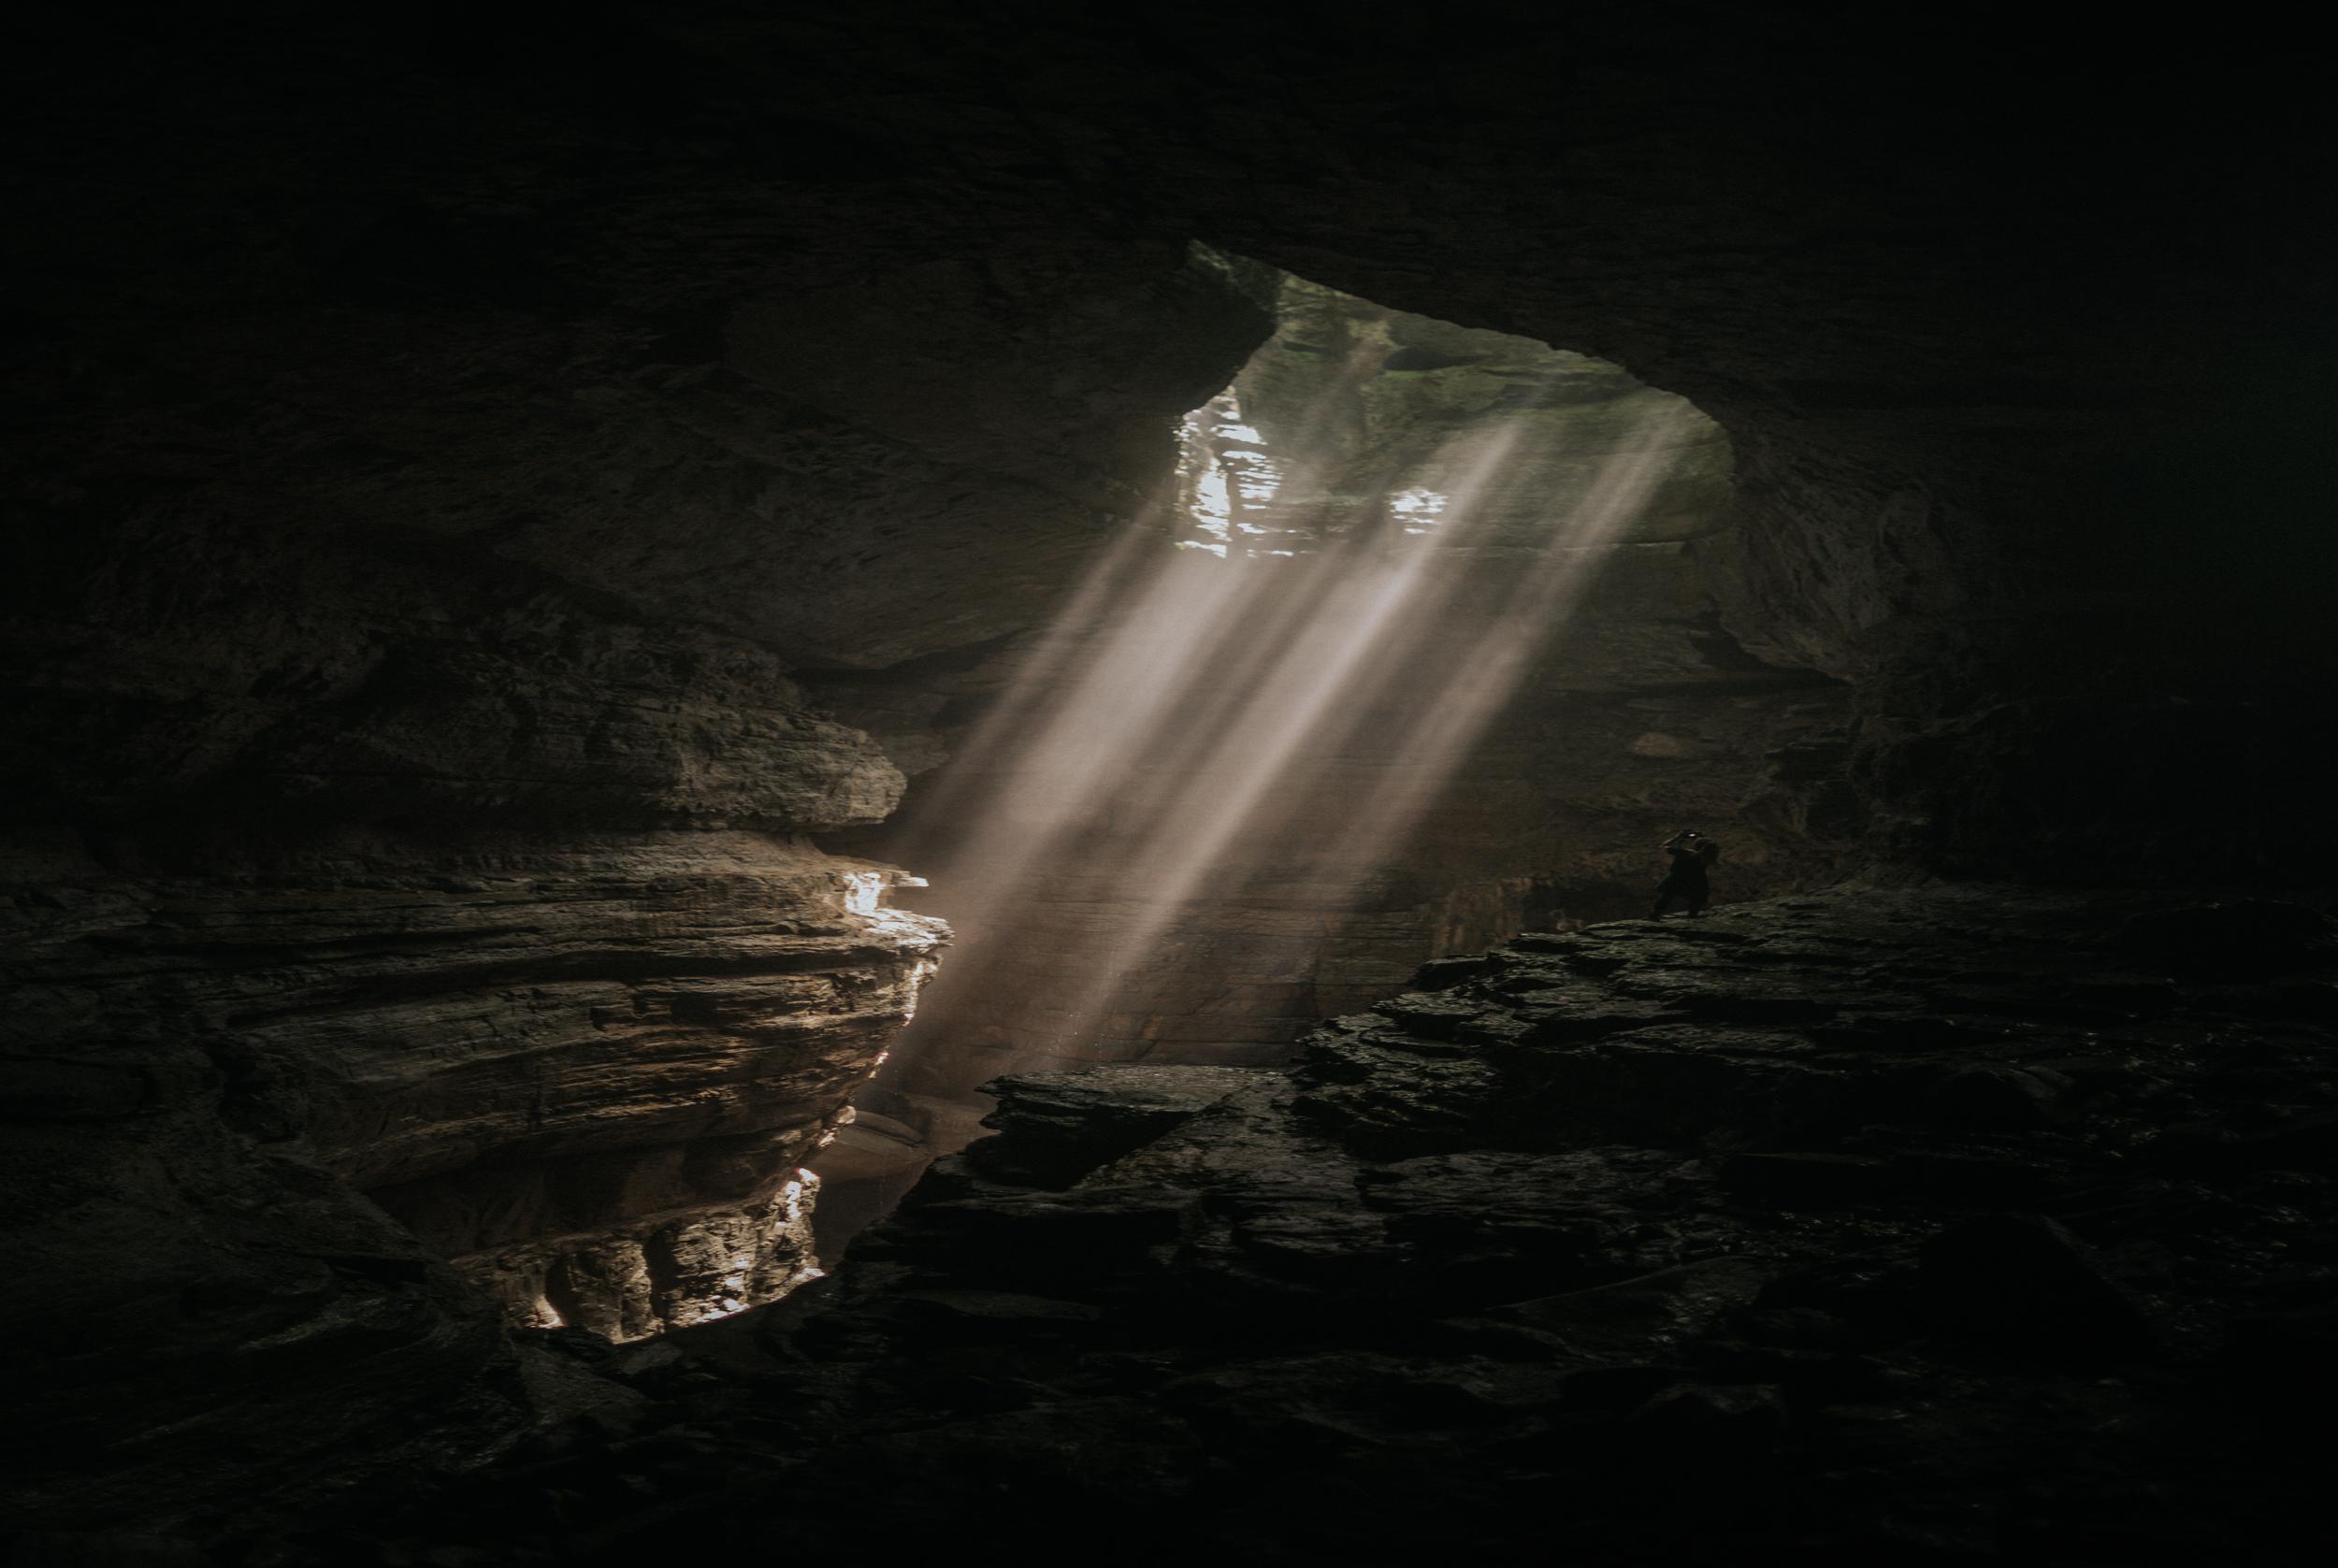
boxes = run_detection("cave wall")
[4,1,2330,1534]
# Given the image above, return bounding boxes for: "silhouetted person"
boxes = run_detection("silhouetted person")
[1651,829,1719,918]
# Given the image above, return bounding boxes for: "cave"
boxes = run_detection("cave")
[807,255,1857,1250]
[5,7,2334,1563]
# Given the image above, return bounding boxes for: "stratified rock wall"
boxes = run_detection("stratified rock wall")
[2,825,943,1522]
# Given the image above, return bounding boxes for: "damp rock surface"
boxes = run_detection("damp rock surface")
[292,885,2338,1563]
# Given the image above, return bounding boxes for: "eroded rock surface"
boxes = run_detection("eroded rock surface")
[317,886,2338,1563]
[1,829,941,1530]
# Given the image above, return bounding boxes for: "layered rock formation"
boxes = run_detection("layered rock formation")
[2,825,941,1523]
[328,838,945,1339]
[287,886,2338,1562]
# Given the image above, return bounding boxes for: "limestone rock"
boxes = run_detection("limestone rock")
[1,830,943,1520]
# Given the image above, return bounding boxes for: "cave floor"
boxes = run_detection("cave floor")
[302,885,2336,1565]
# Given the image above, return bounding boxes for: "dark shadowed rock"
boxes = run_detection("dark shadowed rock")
[1411,955,1497,991]
[1627,1381,1792,1456]
[2219,1300,2338,1425]
[1497,1258,1772,1356]
[963,1064,1266,1188]
[1922,1064,2070,1131]
[1917,1215,2162,1366]
[2118,901,2338,978]
[1724,1150,1897,1206]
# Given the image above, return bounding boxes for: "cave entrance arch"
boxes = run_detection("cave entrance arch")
[809,253,1855,1249]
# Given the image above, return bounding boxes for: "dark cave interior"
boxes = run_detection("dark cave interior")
[4,5,2336,1563]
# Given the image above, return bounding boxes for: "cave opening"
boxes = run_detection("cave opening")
[809,252,1851,1255]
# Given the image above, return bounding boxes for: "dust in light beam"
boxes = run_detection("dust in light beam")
[887,340,1702,1077]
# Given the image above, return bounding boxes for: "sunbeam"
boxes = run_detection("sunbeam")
[1047,404,1694,1050]
[878,264,1723,1090]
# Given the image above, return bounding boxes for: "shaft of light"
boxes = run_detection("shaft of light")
[1307,410,1698,883]
[1044,410,1578,1044]
[889,363,1695,1076]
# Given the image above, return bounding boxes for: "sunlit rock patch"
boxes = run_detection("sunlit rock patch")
[1,826,945,1515]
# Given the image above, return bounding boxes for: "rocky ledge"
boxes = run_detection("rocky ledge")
[210,887,2338,1561]
[1,829,943,1534]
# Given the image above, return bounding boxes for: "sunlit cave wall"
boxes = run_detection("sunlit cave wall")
[810,258,1858,1226]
